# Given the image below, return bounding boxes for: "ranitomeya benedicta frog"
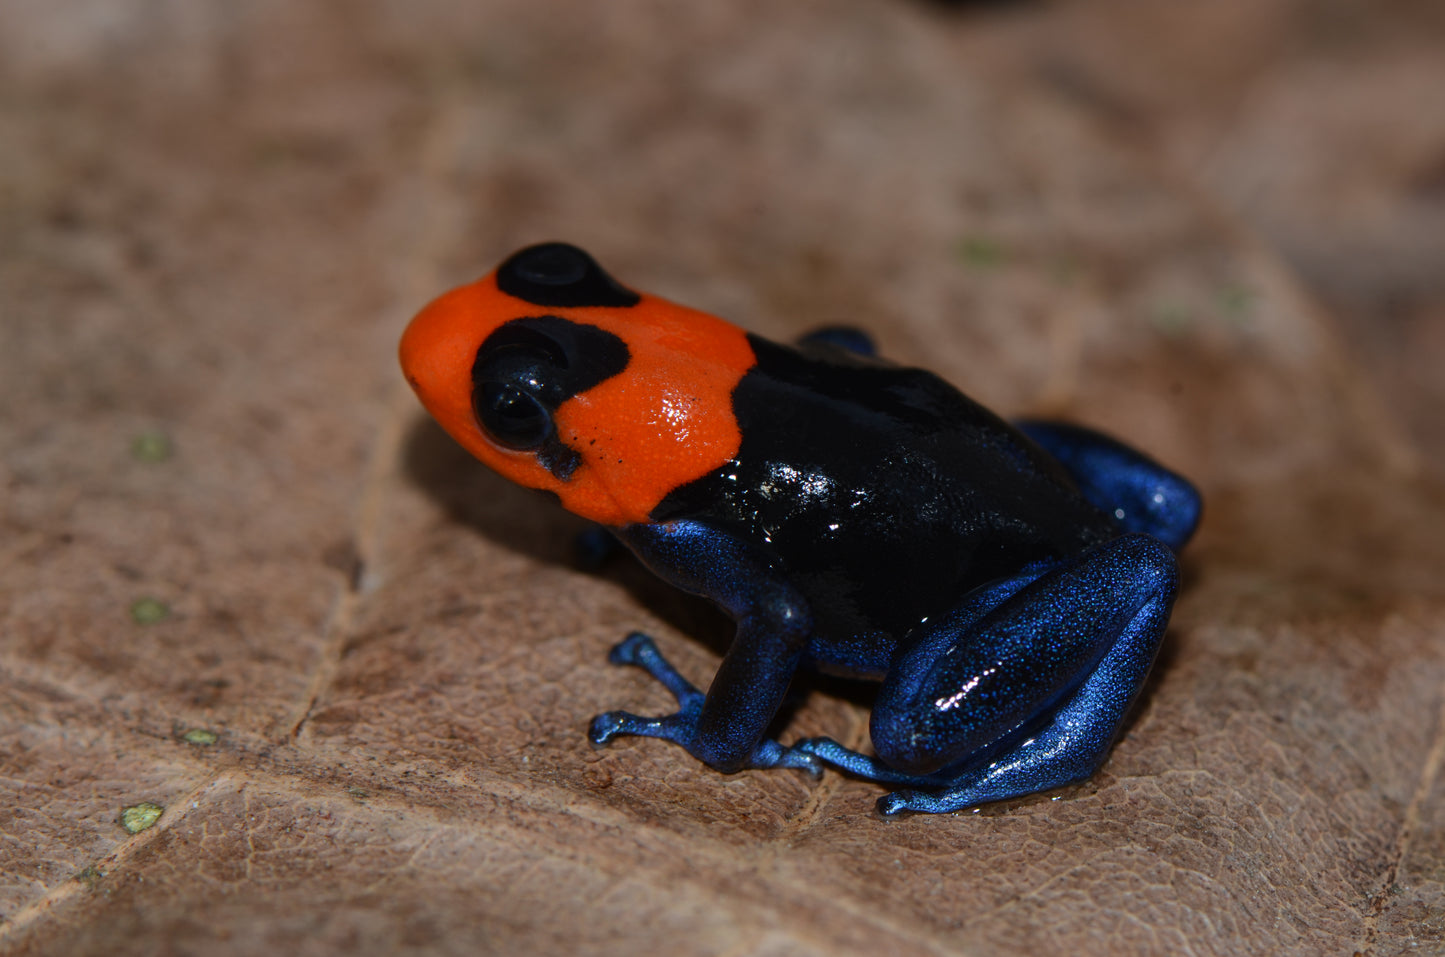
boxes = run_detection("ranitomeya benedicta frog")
[399,242,1200,816]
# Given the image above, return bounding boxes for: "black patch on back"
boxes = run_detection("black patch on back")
[652,333,1116,642]
[496,243,641,309]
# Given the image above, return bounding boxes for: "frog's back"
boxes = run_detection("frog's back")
[652,335,1118,650]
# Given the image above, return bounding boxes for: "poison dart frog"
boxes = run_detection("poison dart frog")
[400,242,1201,816]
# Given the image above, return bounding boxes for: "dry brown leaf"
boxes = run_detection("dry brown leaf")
[2,2,1441,955]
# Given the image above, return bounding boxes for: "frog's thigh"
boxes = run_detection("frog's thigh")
[870,534,1178,778]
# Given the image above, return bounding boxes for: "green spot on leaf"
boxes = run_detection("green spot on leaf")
[130,430,172,463]
[119,802,164,834]
[1050,257,1081,287]
[74,865,105,885]
[1150,303,1193,337]
[1218,284,1256,324]
[181,728,218,746]
[130,597,170,625]
[956,237,1005,268]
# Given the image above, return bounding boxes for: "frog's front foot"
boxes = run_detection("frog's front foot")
[589,632,822,776]
[601,631,706,708]
[588,632,705,748]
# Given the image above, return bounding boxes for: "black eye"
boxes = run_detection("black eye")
[469,316,629,473]
[475,382,551,449]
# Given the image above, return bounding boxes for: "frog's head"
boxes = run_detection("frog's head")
[400,243,755,527]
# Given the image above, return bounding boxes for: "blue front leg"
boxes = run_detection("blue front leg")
[590,632,818,772]
[589,521,822,775]
[796,534,1179,815]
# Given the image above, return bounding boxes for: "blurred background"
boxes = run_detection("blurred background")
[2,2,1443,955]
[5,0,1442,464]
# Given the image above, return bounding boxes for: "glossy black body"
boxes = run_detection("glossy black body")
[653,335,1118,675]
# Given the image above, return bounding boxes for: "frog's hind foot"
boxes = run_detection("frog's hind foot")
[794,737,1084,817]
[874,760,1095,817]
[791,737,951,787]
[876,787,987,817]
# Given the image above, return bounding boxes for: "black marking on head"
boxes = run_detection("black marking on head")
[496,243,641,309]
[537,441,583,481]
[471,315,630,479]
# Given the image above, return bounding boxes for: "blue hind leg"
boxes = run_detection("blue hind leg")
[1016,420,1201,552]
[795,534,1179,815]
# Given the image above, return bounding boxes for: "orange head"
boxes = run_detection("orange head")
[399,243,756,527]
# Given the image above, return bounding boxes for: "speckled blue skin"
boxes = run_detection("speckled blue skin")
[588,327,1200,816]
